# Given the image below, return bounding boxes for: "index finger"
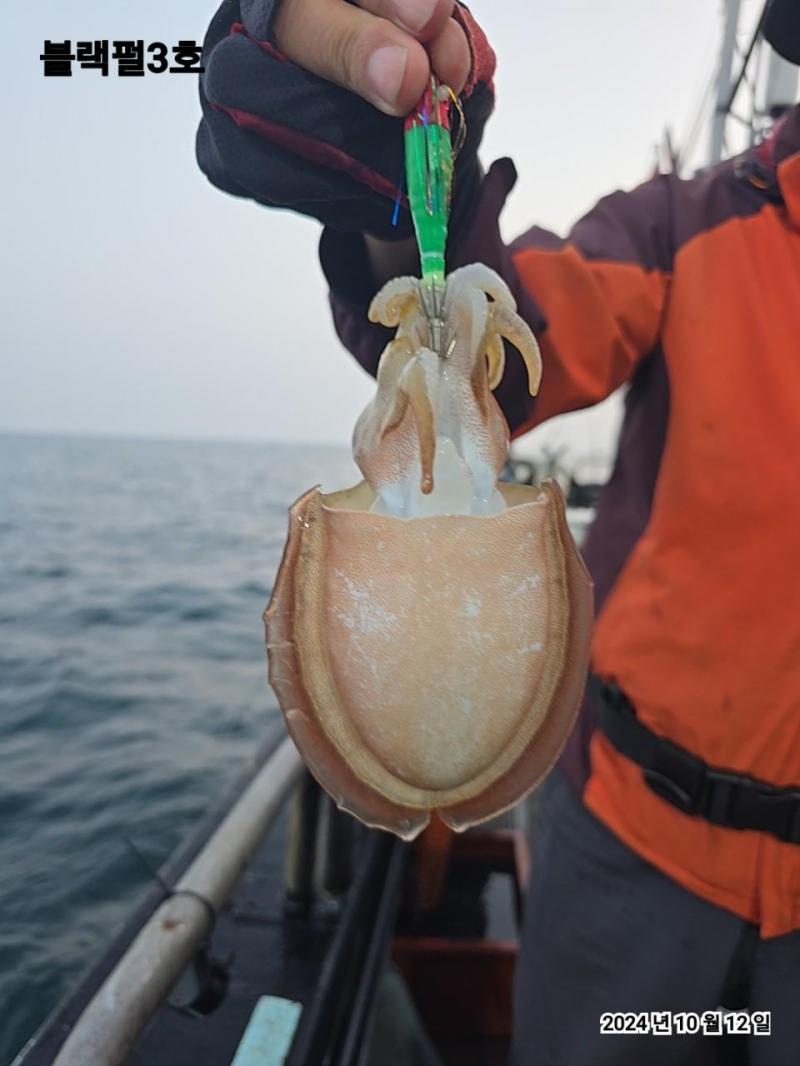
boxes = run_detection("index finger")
[353,0,455,42]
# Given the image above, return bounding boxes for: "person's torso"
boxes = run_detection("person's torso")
[583,132,800,936]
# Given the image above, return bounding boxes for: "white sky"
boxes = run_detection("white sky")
[1,0,769,465]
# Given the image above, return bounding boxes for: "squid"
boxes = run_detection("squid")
[265,265,592,841]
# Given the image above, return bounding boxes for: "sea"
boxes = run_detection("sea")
[0,432,360,1066]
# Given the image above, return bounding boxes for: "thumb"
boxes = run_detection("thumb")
[274,0,431,114]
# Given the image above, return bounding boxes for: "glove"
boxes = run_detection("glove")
[196,0,496,238]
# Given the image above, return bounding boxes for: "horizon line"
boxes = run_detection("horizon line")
[0,426,351,451]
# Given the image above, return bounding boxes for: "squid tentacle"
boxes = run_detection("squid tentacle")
[368,277,420,328]
[446,263,517,311]
[489,304,542,396]
[357,268,539,507]
[398,349,439,495]
[484,332,506,391]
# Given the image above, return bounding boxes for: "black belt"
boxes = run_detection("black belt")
[588,676,800,845]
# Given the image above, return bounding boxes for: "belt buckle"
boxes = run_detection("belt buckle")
[701,769,751,828]
[703,773,800,841]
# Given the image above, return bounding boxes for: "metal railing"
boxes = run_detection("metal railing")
[49,736,303,1066]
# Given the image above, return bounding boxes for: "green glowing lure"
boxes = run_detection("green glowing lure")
[403,76,462,351]
[403,76,454,287]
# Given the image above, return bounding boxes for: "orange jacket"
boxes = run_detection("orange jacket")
[325,106,800,937]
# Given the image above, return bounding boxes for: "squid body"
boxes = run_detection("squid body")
[265,264,593,840]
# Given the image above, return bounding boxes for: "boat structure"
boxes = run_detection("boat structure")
[501,447,609,549]
[13,5,797,1065]
[15,723,530,1066]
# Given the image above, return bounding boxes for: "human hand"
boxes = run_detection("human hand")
[197,0,495,237]
[273,0,470,115]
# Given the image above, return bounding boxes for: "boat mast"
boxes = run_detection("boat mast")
[709,0,743,164]
[706,0,799,167]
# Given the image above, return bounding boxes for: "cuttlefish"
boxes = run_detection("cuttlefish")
[265,265,592,841]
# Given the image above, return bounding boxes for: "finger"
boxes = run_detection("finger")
[352,0,454,43]
[274,0,432,114]
[428,17,470,96]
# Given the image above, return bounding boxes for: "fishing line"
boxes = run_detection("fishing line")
[125,835,217,930]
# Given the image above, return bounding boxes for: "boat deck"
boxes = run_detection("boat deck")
[130,806,338,1065]
[16,725,523,1066]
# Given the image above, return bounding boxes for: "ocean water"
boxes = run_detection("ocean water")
[0,433,360,1066]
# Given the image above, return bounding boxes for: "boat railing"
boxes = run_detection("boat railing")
[39,735,303,1066]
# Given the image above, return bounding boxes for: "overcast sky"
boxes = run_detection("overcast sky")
[1,0,771,464]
